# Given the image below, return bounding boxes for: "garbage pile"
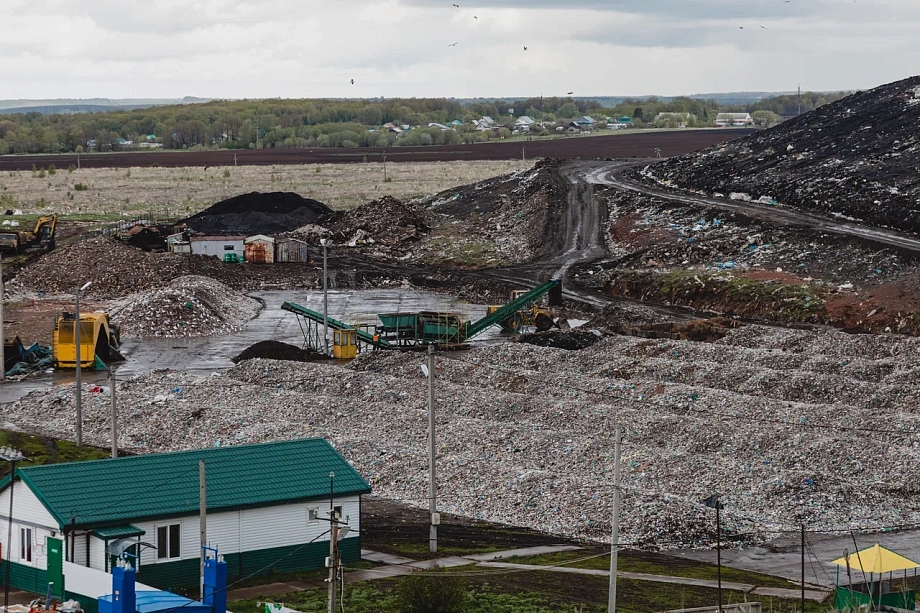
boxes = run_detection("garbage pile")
[642,75,920,232]
[8,323,920,548]
[108,276,261,338]
[412,159,569,266]
[10,237,234,299]
[181,192,333,235]
[331,196,431,250]
[232,340,331,363]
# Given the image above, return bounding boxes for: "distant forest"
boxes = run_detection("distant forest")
[0,92,849,155]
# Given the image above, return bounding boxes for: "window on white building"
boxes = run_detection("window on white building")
[308,508,319,523]
[223,245,235,251]
[156,524,181,560]
[20,527,32,562]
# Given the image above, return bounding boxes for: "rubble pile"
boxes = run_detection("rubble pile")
[108,276,261,338]
[331,196,431,251]
[9,324,920,548]
[642,75,920,231]
[232,340,331,363]
[516,329,602,350]
[412,159,568,266]
[10,237,233,299]
[182,192,333,235]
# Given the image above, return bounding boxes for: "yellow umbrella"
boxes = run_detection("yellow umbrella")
[831,544,920,574]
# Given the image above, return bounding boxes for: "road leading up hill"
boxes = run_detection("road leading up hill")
[644,75,920,232]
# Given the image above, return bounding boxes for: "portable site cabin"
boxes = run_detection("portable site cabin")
[832,544,919,610]
[189,236,245,262]
[244,235,275,264]
[166,233,190,254]
[0,439,370,596]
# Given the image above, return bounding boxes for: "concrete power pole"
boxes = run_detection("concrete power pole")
[199,461,207,600]
[110,366,117,457]
[428,344,438,553]
[327,472,338,613]
[75,287,82,447]
[322,239,328,355]
[608,424,621,613]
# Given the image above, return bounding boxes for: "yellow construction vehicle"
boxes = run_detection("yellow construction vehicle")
[486,289,558,333]
[53,311,122,369]
[0,214,58,254]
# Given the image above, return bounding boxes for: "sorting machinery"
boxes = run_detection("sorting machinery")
[282,279,562,355]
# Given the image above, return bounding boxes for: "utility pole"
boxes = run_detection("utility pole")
[109,366,117,458]
[321,239,328,355]
[327,472,337,613]
[716,503,722,613]
[801,524,806,613]
[797,85,802,116]
[0,253,5,382]
[428,344,438,553]
[200,461,207,601]
[74,287,82,447]
[383,149,388,182]
[608,424,621,613]
[2,446,25,613]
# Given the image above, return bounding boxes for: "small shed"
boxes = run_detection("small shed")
[832,544,919,610]
[275,238,310,263]
[244,235,276,264]
[166,232,190,254]
[189,236,245,261]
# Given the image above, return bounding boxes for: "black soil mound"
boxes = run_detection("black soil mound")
[183,192,334,235]
[517,329,602,350]
[232,340,332,363]
[645,75,920,231]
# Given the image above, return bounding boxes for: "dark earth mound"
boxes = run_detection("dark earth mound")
[232,340,332,363]
[183,192,334,235]
[517,328,602,350]
[642,75,920,232]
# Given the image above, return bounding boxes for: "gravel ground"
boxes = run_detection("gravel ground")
[108,275,262,338]
[7,325,920,550]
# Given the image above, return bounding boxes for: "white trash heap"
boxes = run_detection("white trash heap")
[7,323,920,549]
[108,275,262,338]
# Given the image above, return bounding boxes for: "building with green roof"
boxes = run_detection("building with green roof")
[0,439,371,594]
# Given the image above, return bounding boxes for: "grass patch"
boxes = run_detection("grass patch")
[0,429,112,477]
[228,566,827,613]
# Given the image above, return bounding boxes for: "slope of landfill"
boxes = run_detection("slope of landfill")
[641,75,920,231]
[108,276,262,338]
[572,187,920,334]
[328,196,431,255]
[411,159,570,267]
[7,323,920,548]
[182,191,333,235]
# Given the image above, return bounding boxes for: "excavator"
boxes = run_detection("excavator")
[0,214,57,254]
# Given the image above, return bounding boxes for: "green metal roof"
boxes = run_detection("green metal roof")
[1,439,370,529]
[93,525,145,539]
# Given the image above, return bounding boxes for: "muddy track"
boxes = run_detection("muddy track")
[592,161,920,255]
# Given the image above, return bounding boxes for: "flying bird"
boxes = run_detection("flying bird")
[350,79,354,84]
[452,3,459,6]
[567,92,574,95]
[473,15,477,19]
[523,46,528,51]
[448,42,458,47]
[759,24,767,29]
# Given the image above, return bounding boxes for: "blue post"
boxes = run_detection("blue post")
[111,563,136,613]
[203,557,227,613]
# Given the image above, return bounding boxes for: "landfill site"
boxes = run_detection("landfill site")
[6,75,920,560]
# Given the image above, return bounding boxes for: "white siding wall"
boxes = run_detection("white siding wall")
[133,496,361,567]
[0,481,61,571]
[88,534,107,571]
[189,240,243,257]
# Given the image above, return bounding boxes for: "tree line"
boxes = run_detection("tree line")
[0,92,851,155]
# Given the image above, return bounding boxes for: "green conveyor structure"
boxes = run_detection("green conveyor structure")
[281,279,561,349]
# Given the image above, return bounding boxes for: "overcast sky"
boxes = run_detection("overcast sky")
[2,0,919,100]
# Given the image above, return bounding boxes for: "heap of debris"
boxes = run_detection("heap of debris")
[232,340,331,363]
[9,237,233,299]
[182,192,333,235]
[108,276,261,338]
[642,75,920,231]
[330,196,431,250]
